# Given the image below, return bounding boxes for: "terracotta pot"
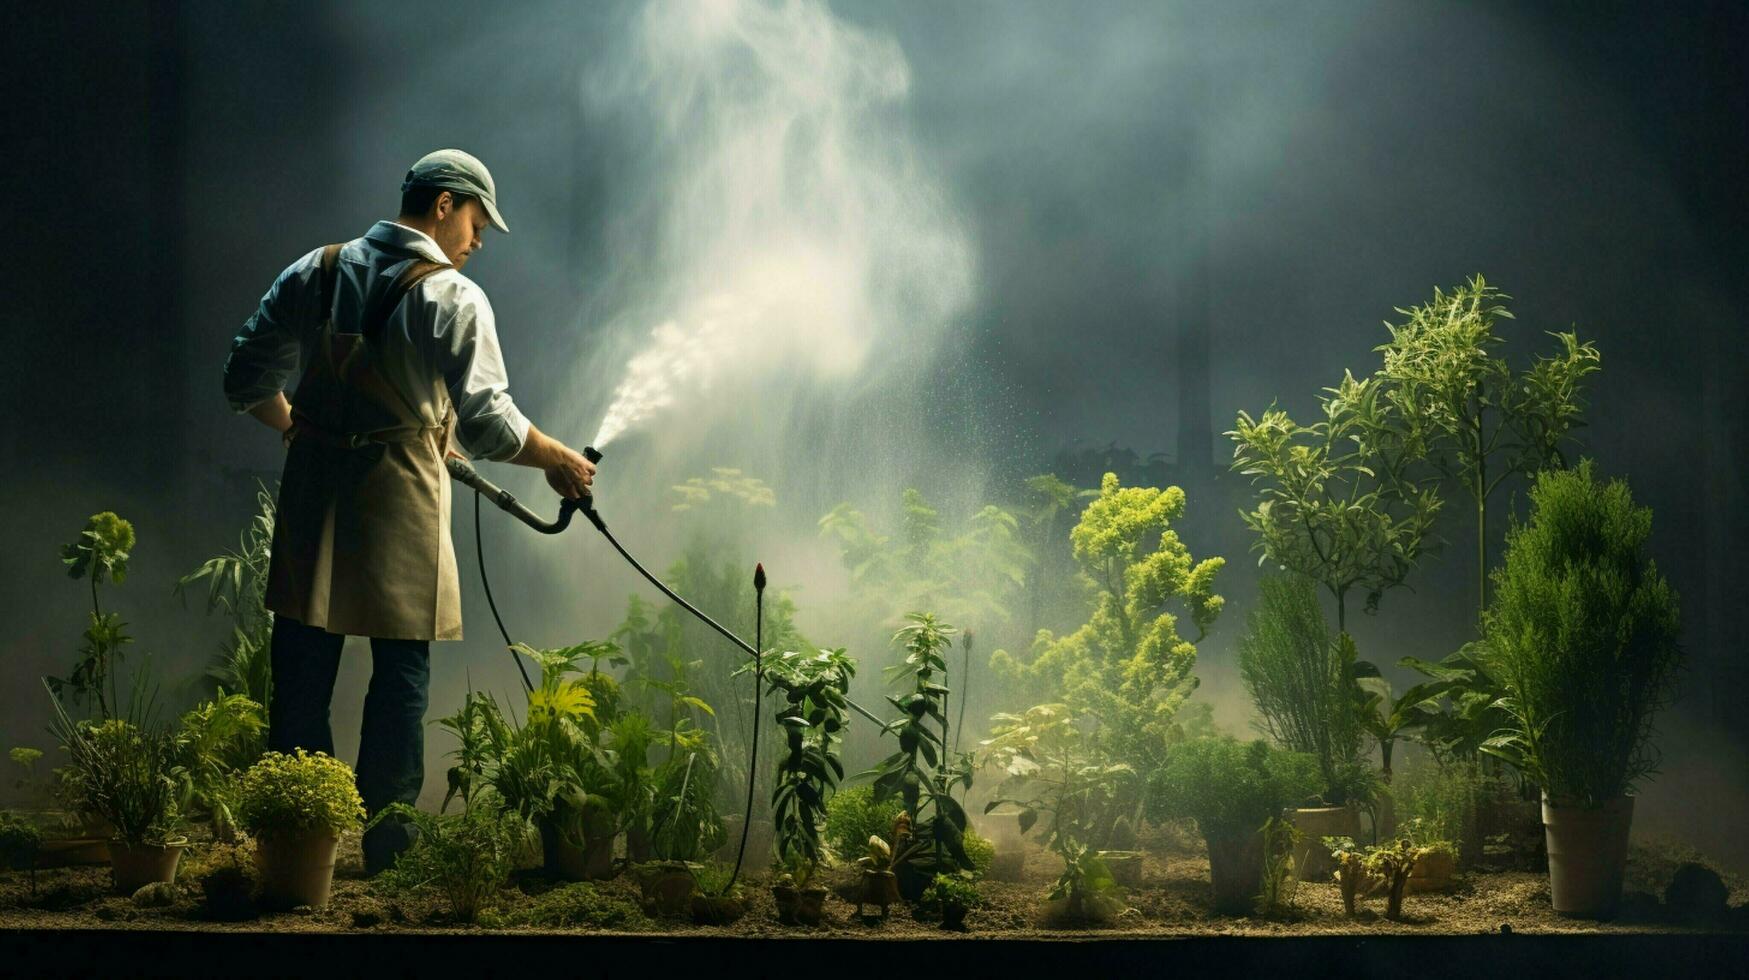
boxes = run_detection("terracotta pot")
[1099,850,1144,889]
[1543,793,1634,919]
[1206,831,1265,915]
[636,861,697,916]
[109,840,185,894]
[796,884,828,926]
[1290,805,1360,880]
[691,893,746,925]
[544,818,618,881]
[772,883,801,924]
[859,869,900,915]
[1408,848,1457,894]
[254,829,339,909]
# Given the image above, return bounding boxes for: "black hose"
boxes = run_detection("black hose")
[474,490,535,694]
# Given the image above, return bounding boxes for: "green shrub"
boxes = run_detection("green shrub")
[238,750,365,839]
[1148,737,1320,845]
[1480,462,1682,806]
[0,812,41,871]
[921,871,980,914]
[370,802,524,923]
[824,785,904,863]
[1237,575,1367,805]
[50,713,182,845]
[962,827,994,875]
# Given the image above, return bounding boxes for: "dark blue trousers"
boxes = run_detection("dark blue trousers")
[267,615,429,875]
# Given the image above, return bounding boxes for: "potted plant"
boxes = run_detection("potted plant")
[49,701,187,894]
[1147,736,1321,915]
[688,862,747,926]
[759,647,856,927]
[636,748,724,916]
[982,704,1135,926]
[854,834,906,918]
[1236,575,1373,878]
[923,871,979,931]
[238,749,365,909]
[1479,462,1681,919]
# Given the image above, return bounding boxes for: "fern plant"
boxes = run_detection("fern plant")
[176,485,276,708]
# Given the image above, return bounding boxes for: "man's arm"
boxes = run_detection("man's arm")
[510,423,596,500]
[225,247,324,431]
[248,393,294,435]
[429,279,594,498]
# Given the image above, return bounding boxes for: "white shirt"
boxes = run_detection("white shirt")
[224,220,531,461]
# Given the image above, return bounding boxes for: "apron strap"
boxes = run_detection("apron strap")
[317,243,345,325]
[363,258,453,347]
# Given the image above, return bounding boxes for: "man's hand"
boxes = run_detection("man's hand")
[510,423,596,499]
[545,446,596,500]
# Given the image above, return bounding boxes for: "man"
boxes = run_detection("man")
[223,149,594,872]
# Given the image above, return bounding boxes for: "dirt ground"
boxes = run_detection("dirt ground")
[3,827,1745,939]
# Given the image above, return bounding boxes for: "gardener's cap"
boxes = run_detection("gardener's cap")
[401,148,509,233]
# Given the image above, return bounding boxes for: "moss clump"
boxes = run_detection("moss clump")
[484,883,648,930]
[824,785,903,864]
[962,827,994,875]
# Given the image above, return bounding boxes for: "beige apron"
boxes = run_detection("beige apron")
[264,243,463,641]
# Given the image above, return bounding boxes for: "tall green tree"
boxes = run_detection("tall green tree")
[1375,275,1600,618]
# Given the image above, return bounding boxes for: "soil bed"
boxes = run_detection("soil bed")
[4,830,1744,940]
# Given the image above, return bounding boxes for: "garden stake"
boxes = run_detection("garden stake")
[726,563,766,893]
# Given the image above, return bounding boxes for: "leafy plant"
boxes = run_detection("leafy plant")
[1375,276,1601,617]
[176,485,277,709]
[1256,814,1304,916]
[49,697,183,846]
[369,800,523,923]
[1146,737,1321,846]
[860,613,973,880]
[172,691,266,840]
[962,826,994,875]
[989,473,1224,783]
[1237,575,1368,805]
[983,703,1135,912]
[440,644,606,847]
[1395,645,1516,769]
[648,750,726,862]
[237,750,365,840]
[920,870,980,923]
[7,747,53,807]
[1362,837,1419,920]
[0,812,42,889]
[1229,370,1440,632]
[1478,461,1681,806]
[760,648,856,881]
[51,512,138,718]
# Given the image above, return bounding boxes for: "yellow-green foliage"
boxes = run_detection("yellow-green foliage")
[991,473,1224,767]
[238,750,365,838]
[962,827,994,874]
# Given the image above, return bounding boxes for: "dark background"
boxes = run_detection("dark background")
[4,2,1745,866]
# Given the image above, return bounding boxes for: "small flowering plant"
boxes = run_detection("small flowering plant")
[238,750,365,840]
